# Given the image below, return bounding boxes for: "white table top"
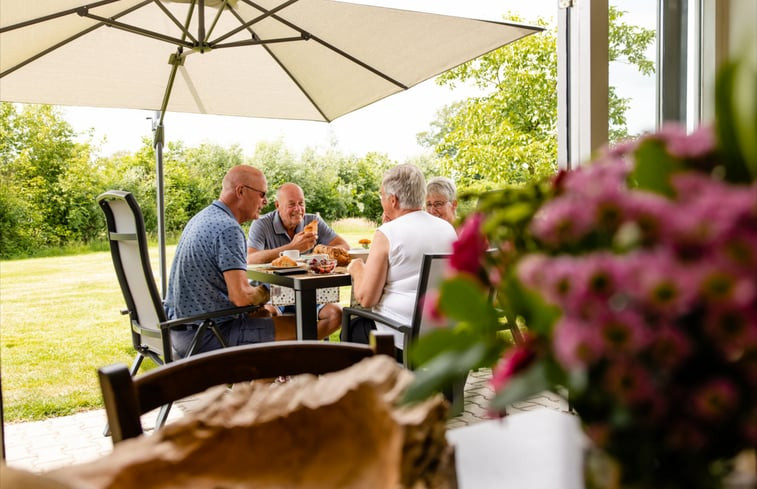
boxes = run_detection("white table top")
[447,409,586,489]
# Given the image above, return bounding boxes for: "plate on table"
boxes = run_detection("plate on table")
[269,264,306,270]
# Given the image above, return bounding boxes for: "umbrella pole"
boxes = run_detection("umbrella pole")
[153,112,167,298]
[153,49,183,298]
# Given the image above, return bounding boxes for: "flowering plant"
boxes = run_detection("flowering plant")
[405,59,757,489]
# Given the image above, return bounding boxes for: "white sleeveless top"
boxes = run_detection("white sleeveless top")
[372,211,458,348]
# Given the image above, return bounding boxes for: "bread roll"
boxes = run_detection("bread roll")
[304,220,318,235]
[313,245,351,266]
[272,255,298,267]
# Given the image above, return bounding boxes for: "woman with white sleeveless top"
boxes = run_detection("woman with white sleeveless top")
[347,164,458,350]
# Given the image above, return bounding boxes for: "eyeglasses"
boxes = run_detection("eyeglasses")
[426,201,449,210]
[242,184,267,199]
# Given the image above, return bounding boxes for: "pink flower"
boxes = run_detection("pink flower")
[553,317,604,370]
[628,250,698,316]
[690,378,739,422]
[597,309,651,356]
[450,213,488,275]
[490,338,537,392]
[652,123,716,159]
[530,196,595,246]
[648,325,693,369]
[603,360,655,405]
[704,307,757,360]
[420,290,447,327]
[516,253,550,291]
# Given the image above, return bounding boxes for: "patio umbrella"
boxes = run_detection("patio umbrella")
[0,0,542,291]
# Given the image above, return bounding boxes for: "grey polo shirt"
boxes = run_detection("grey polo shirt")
[165,200,247,322]
[246,211,338,250]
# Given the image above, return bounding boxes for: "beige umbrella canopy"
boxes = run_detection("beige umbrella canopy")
[1,0,541,121]
[1,0,542,290]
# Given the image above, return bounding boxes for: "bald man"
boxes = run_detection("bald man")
[164,167,339,356]
[246,182,349,263]
[246,182,348,332]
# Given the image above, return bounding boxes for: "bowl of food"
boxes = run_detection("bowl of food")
[308,257,337,274]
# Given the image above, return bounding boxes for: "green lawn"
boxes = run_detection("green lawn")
[0,221,375,422]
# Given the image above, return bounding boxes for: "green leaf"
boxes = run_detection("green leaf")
[628,139,681,196]
[438,277,500,331]
[499,271,561,336]
[403,345,486,404]
[715,58,757,183]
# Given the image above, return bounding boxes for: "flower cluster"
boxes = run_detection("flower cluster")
[405,59,757,488]
[501,128,757,483]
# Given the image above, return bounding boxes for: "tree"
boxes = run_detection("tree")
[0,103,105,257]
[420,9,654,188]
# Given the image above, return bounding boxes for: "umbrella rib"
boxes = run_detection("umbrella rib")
[152,0,198,44]
[225,4,330,121]
[209,0,300,45]
[1,0,156,78]
[241,0,408,90]
[203,0,230,41]
[0,0,121,33]
[213,36,305,49]
[79,10,195,49]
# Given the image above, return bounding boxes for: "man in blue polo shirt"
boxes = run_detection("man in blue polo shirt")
[164,166,340,356]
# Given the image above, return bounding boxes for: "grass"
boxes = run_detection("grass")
[0,219,376,422]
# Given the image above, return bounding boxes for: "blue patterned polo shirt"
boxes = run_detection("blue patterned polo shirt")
[164,200,246,323]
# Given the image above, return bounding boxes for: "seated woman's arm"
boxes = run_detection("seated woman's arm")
[348,230,389,308]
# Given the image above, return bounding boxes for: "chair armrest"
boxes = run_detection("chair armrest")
[160,304,261,330]
[342,307,411,335]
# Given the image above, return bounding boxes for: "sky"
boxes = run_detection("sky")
[62,0,655,162]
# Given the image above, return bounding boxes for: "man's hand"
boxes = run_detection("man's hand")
[291,230,317,251]
[250,284,270,306]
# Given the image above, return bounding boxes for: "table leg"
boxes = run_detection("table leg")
[294,289,319,340]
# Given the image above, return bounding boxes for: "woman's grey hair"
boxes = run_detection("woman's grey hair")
[426,176,456,202]
[382,163,426,210]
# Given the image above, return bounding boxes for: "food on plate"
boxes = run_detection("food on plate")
[309,257,337,274]
[313,244,351,266]
[271,255,298,267]
[303,220,318,235]
[358,238,371,249]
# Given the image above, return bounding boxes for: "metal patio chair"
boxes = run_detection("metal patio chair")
[340,252,471,412]
[97,190,261,431]
[99,332,395,444]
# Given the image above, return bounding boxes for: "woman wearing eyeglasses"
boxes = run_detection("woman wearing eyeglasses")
[425,176,458,229]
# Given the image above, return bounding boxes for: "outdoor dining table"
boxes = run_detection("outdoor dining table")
[246,265,352,340]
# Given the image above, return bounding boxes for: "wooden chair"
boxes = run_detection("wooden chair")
[97,190,261,430]
[99,332,395,444]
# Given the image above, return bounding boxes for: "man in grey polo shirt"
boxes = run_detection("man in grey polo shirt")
[164,166,340,356]
[246,182,349,332]
[246,182,350,262]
